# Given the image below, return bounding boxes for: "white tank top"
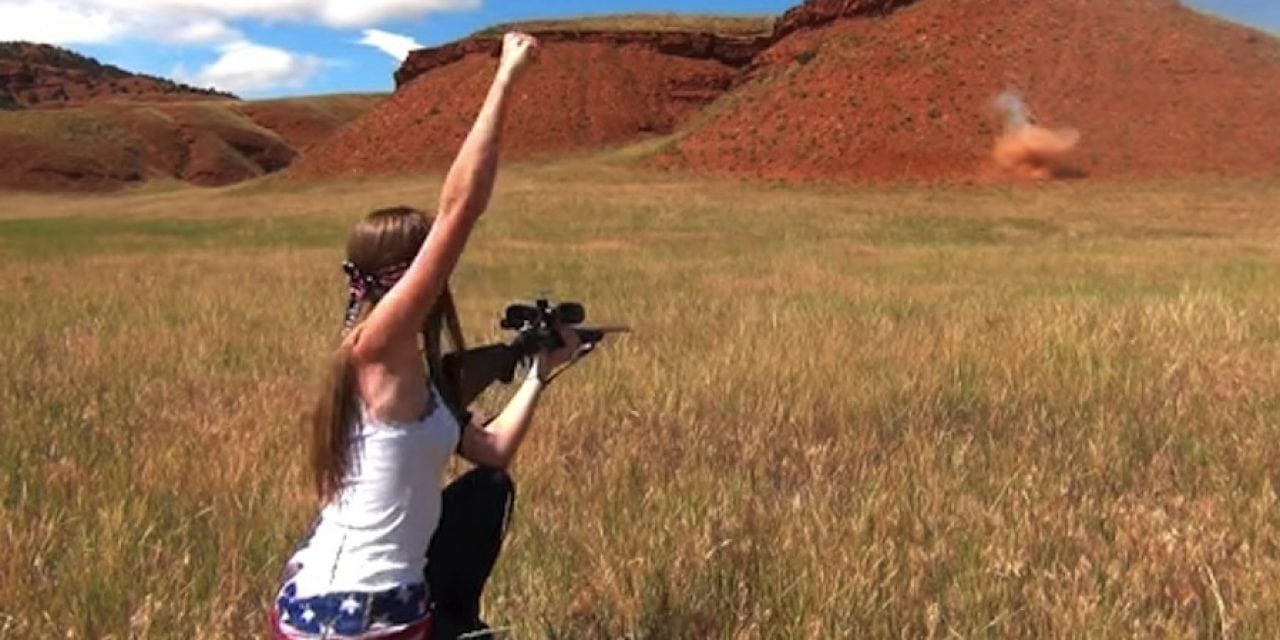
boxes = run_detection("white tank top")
[289,388,460,597]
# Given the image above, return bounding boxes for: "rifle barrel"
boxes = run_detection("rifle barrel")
[582,325,631,334]
[574,325,629,343]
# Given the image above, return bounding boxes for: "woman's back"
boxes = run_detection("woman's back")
[290,393,459,597]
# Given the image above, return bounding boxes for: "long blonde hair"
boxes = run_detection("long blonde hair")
[310,206,466,502]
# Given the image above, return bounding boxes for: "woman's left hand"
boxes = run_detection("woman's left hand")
[534,327,584,383]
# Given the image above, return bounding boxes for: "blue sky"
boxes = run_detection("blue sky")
[0,0,1275,98]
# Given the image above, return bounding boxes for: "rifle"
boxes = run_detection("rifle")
[440,299,628,408]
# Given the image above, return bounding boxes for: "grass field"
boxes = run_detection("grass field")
[2,164,1280,638]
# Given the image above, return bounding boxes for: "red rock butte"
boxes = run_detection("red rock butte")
[297,0,1280,184]
[661,0,1280,182]
[290,21,774,180]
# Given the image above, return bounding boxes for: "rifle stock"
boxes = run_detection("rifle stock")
[441,322,629,409]
[442,344,521,408]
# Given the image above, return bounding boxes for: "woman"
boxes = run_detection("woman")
[272,32,578,640]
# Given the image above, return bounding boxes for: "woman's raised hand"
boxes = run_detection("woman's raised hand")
[534,327,584,383]
[497,32,540,84]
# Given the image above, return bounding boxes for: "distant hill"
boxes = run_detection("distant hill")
[292,15,774,180]
[0,42,234,109]
[0,40,388,191]
[659,0,1280,182]
[7,0,1279,190]
[0,94,384,191]
[296,1,1280,185]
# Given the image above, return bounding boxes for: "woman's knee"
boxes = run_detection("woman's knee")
[456,467,515,500]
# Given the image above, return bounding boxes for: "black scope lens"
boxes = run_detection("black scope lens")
[553,303,585,325]
[503,304,539,327]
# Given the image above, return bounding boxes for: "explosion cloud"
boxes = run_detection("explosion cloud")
[992,91,1081,180]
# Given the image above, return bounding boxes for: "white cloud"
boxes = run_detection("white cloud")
[178,40,323,94]
[91,0,481,26]
[0,1,125,44]
[357,28,422,62]
[0,0,479,95]
[0,0,482,44]
[317,0,480,28]
[167,18,242,44]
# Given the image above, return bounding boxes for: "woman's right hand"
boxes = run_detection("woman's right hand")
[533,327,585,384]
[497,32,539,84]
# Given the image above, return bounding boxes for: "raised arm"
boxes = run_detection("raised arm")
[355,33,539,360]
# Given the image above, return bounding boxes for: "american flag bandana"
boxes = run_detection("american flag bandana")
[273,580,431,639]
[342,261,410,331]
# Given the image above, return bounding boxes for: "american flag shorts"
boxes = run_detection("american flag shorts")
[272,581,432,639]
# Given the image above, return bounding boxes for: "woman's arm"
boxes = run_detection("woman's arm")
[460,329,582,469]
[354,33,539,362]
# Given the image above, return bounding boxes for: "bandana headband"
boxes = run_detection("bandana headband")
[342,261,410,330]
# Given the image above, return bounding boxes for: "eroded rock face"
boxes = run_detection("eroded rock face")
[390,2,928,89]
[772,0,921,40]
[296,33,773,179]
[394,30,772,88]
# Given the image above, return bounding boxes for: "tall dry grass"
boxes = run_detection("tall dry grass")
[2,165,1279,638]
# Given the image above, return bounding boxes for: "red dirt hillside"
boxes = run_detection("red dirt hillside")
[291,16,773,179]
[236,95,385,151]
[0,42,233,109]
[0,42,384,191]
[0,96,383,191]
[659,0,1280,182]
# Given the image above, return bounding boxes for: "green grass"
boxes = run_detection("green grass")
[2,164,1280,638]
[0,215,342,255]
[0,105,131,140]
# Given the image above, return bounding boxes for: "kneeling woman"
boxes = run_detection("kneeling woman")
[271,33,576,640]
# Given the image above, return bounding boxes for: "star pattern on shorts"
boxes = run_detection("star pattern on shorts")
[275,581,428,636]
[340,596,362,616]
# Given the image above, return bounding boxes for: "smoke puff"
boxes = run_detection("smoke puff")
[994,90,1031,131]
[994,126,1081,180]
[991,90,1080,180]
